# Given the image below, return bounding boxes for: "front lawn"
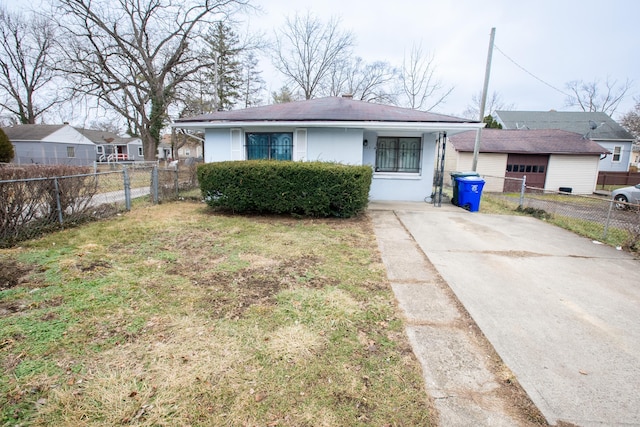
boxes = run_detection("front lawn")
[0,201,431,426]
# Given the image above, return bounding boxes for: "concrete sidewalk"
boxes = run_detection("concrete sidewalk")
[369,201,640,427]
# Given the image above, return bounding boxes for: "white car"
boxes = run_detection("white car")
[611,184,640,210]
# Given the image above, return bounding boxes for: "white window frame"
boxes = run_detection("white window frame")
[612,146,622,162]
[66,146,76,158]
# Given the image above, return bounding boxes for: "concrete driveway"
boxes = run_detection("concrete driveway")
[372,202,640,426]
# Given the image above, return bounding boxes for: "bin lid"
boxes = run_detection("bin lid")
[450,171,480,178]
[456,176,485,183]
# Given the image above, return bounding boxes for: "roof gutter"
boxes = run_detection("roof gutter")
[171,120,484,134]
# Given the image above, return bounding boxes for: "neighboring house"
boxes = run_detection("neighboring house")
[160,133,203,160]
[157,141,173,161]
[495,110,634,172]
[2,124,95,166]
[447,129,608,194]
[77,128,144,162]
[173,96,482,202]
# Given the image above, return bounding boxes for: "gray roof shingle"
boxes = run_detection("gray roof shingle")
[75,128,138,145]
[176,96,476,124]
[2,124,138,145]
[495,110,634,140]
[2,124,66,141]
[449,129,609,155]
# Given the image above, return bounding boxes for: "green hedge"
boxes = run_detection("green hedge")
[197,161,372,217]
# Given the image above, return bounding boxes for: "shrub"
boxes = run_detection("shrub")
[0,128,15,163]
[197,160,372,218]
[0,165,97,247]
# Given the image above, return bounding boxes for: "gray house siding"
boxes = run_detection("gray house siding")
[595,140,632,172]
[13,141,95,166]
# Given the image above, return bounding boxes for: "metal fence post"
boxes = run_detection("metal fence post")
[519,175,526,208]
[603,199,614,239]
[151,165,159,204]
[174,166,179,197]
[123,167,131,211]
[54,177,64,226]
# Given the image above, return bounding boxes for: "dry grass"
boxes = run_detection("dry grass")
[1,201,431,426]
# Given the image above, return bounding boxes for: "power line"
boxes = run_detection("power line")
[494,44,572,98]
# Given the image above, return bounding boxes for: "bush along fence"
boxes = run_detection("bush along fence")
[0,163,199,247]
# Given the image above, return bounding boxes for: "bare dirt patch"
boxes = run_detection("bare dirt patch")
[0,258,33,291]
[186,256,339,319]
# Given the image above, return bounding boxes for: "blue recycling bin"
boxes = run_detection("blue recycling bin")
[455,176,485,212]
[450,171,480,206]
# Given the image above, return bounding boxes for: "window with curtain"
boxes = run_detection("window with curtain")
[246,133,293,160]
[375,137,422,173]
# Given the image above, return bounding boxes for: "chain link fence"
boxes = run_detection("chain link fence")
[0,162,200,247]
[476,174,640,247]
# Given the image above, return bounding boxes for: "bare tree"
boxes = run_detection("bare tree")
[53,0,247,161]
[564,77,632,116]
[398,43,453,111]
[326,57,397,103]
[462,91,515,120]
[272,12,354,100]
[621,97,640,140]
[0,7,62,124]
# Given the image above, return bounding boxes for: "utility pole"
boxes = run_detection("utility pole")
[472,27,495,171]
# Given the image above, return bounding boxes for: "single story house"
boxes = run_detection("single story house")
[2,124,95,166]
[160,132,203,161]
[77,128,144,162]
[172,96,483,202]
[447,129,609,194]
[495,110,634,173]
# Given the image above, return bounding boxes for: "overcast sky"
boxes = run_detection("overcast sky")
[249,0,638,119]
[2,0,637,121]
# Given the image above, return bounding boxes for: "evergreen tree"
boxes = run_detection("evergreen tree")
[483,114,502,129]
[0,127,15,163]
[240,52,265,108]
[271,87,294,104]
[206,22,243,111]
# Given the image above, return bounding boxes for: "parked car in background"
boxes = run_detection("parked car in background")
[612,184,640,209]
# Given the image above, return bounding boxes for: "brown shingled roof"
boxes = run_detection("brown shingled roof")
[176,96,475,124]
[449,129,609,155]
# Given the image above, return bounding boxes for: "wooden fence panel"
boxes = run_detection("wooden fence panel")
[597,172,640,187]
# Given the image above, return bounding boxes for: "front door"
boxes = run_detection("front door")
[505,154,549,192]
